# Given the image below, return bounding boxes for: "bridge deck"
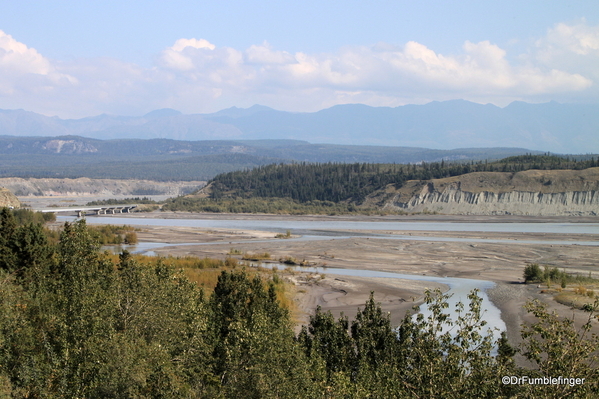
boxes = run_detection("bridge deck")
[39,205,138,216]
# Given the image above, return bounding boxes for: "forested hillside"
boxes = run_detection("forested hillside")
[0,135,546,181]
[0,152,283,181]
[161,155,599,214]
[207,155,599,202]
[1,208,598,397]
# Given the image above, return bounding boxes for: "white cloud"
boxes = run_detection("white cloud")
[161,38,217,71]
[0,30,51,75]
[541,21,599,56]
[0,30,77,105]
[245,42,296,65]
[171,38,216,52]
[0,23,597,118]
[241,37,590,103]
[533,21,599,88]
[159,38,251,89]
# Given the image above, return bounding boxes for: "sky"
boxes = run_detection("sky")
[0,1,598,119]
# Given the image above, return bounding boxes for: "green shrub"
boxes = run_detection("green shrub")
[523,263,543,283]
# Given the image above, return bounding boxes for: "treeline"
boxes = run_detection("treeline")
[207,155,599,205]
[162,197,379,215]
[10,208,56,225]
[1,208,599,397]
[86,197,159,206]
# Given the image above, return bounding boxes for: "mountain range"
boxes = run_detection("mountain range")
[1,100,598,154]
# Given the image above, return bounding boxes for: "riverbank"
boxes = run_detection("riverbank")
[288,273,447,330]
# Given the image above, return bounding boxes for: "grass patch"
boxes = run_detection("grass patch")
[275,230,292,239]
[554,292,596,310]
[241,252,271,261]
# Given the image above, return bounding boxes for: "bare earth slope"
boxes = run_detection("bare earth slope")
[0,187,20,208]
[367,168,599,216]
[0,178,205,197]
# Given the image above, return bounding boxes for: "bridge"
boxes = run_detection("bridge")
[40,205,138,218]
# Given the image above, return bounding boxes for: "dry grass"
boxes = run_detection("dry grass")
[554,292,595,310]
[241,252,272,261]
[183,267,236,293]
[102,251,298,315]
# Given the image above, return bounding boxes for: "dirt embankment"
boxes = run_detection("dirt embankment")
[0,187,20,208]
[0,177,205,197]
[366,168,599,216]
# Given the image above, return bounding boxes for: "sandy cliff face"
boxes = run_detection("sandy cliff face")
[0,187,20,208]
[0,178,205,197]
[376,168,599,216]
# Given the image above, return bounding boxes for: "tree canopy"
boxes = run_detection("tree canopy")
[1,208,598,397]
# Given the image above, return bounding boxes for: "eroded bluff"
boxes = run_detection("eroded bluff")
[373,168,599,216]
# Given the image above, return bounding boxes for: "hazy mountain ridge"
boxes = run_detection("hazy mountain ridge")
[209,100,599,152]
[1,100,598,153]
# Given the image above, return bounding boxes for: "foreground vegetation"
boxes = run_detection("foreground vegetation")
[1,208,599,397]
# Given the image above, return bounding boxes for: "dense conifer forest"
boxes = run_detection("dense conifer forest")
[1,208,598,397]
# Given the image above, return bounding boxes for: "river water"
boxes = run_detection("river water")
[63,215,599,236]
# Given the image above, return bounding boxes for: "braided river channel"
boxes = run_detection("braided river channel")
[60,215,599,342]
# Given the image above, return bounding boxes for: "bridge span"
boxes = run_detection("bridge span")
[40,205,138,218]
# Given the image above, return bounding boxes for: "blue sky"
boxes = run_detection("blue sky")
[0,1,597,118]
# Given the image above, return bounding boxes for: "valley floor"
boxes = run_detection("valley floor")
[68,211,599,365]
